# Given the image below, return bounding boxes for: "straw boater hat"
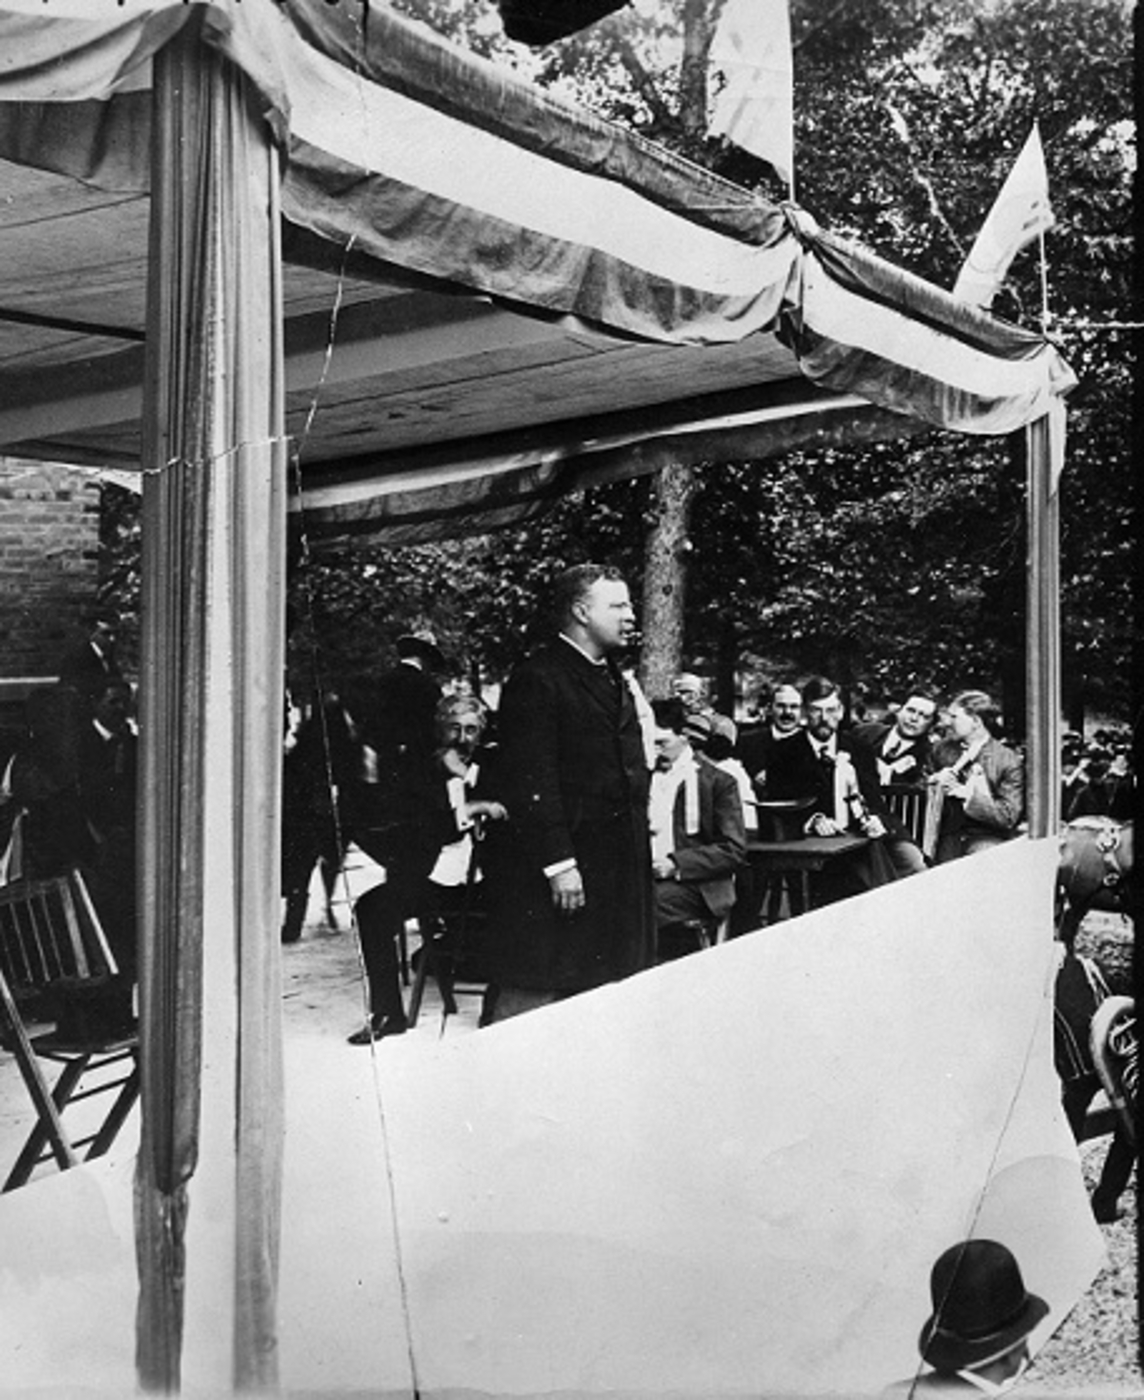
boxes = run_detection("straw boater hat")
[395,629,446,671]
[919,1240,1049,1372]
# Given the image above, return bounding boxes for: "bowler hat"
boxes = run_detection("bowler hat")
[919,1240,1048,1372]
[396,629,446,671]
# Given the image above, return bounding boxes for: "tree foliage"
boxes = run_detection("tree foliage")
[102,1,1133,726]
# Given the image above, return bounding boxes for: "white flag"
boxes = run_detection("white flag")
[953,124,1054,310]
[708,0,793,189]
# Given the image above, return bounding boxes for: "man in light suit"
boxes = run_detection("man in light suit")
[929,690,1025,863]
[648,698,746,959]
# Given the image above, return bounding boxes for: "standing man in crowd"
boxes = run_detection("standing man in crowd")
[58,606,122,712]
[929,690,1024,863]
[853,691,938,876]
[648,698,745,959]
[77,675,139,979]
[483,564,654,1022]
[765,676,894,905]
[354,629,446,869]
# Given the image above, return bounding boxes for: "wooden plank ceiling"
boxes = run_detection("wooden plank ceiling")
[0,158,810,479]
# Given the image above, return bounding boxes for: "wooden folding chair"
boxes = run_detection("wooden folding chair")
[884,782,930,852]
[0,870,138,1191]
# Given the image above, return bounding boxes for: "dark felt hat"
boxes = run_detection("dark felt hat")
[753,796,816,842]
[396,629,446,670]
[919,1240,1048,1372]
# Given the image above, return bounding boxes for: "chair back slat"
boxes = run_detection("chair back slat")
[54,878,94,979]
[0,872,111,992]
[884,783,928,849]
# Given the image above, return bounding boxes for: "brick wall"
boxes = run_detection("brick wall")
[0,457,102,752]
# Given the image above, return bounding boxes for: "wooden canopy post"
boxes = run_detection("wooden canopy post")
[135,16,287,1393]
[1024,407,1063,838]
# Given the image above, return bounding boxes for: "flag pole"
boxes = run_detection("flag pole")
[1039,227,1050,337]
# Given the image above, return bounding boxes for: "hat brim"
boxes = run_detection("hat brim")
[919,1292,1049,1371]
[396,637,446,669]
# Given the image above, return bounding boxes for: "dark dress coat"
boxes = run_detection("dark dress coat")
[737,725,803,794]
[765,730,889,827]
[763,730,894,904]
[852,720,932,787]
[485,639,653,993]
[354,660,442,864]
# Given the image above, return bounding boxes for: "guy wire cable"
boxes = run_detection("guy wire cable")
[284,3,424,1393]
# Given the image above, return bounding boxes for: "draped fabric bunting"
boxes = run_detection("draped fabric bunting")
[295,390,931,546]
[0,0,1072,442]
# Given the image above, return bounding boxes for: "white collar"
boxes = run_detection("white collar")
[558,632,607,667]
[654,745,696,780]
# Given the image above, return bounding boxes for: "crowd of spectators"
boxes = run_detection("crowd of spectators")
[0,573,1132,1225]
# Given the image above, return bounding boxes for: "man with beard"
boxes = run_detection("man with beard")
[764,676,894,906]
[483,564,654,1022]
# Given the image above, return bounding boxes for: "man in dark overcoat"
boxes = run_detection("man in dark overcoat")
[483,564,654,1021]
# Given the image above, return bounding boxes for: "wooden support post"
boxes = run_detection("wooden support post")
[135,17,287,1393]
[1024,408,1062,839]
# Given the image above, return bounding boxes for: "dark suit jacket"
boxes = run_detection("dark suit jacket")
[58,641,120,704]
[364,661,441,771]
[485,638,653,992]
[737,725,803,793]
[764,731,888,829]
[852,721,932,787]
[661,757,746,918]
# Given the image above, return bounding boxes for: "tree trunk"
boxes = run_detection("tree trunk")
[638,460,700,698]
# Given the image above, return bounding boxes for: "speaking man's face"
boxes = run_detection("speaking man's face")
[577,578,636,654]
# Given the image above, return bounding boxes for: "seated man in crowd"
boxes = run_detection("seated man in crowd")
[672,671,737,748]
[347,694,505,1044]
[764,676,894,905]
[738,681,803,795]
[929,690,1024,863]
[853,690,937,877]
[648,699,745,958]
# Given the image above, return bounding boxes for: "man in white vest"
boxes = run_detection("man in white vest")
[648,698,745,959]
